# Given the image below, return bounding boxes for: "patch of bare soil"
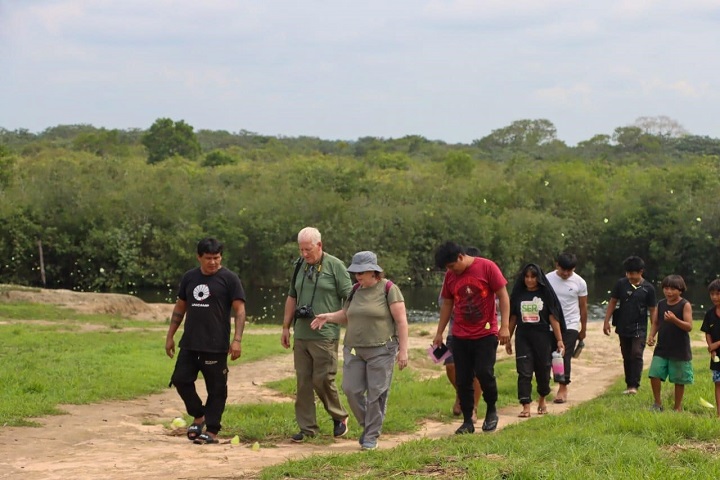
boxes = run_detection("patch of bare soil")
[0,288,633,479]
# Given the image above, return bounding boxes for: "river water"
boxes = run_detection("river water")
[137,275,713,325]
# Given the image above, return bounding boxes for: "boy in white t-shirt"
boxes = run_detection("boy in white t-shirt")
[546,252,588,404]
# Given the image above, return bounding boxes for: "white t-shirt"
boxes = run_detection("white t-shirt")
[546,270,588,331]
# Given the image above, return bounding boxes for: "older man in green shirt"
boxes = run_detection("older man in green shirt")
[281,227,352,442]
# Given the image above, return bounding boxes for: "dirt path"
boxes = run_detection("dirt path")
[0,290,637,479]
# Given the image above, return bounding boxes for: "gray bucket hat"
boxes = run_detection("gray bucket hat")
[347,251,383,273]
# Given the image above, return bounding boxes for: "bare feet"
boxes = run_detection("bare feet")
[452,398,461,416]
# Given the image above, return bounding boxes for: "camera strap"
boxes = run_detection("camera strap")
[295,254,324,323]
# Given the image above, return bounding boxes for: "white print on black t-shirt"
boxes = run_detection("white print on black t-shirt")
[193,284,211,301]
[520,297,544,323]
[191,284,211,307]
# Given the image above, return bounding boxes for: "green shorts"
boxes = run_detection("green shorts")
[648,355,694,385]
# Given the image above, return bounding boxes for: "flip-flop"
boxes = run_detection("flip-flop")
[553,398,566,404]
[518,411,531,418]
[537,406,548,415]
[187,422,204,441]
[193,432,219,445]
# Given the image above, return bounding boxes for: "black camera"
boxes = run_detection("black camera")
[295,305,315,319]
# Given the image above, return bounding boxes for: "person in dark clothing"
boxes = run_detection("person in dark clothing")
[647,275,693,412]
[700,279,720,418]
[165,238,247,444]
[602,256,657,395]
[506,263,565,417]
[433,241,510,435]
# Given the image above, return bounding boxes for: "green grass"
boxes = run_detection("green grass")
[0,301,159,328]
[0,302,289,426]
[5,302,720,479]
[257,332,720,479]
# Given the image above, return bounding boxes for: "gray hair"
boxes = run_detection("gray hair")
[297,227,321,244]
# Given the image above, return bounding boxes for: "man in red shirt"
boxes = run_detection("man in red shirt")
[433,242,510,434]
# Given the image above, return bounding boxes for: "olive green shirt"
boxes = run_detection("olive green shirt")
[289,253,352,340]
[344,279,404,347]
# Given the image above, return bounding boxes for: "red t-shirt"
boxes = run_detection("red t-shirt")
[440,257,507,339]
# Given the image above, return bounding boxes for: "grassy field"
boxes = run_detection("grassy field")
[259,350,720,480]
[3,300,720,479]
[0,301,287,426]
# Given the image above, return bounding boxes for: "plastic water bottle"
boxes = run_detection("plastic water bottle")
[551,351,565,383]
[572,340,585,359]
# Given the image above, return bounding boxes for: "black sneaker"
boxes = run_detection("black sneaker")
[455,422,475,434]
[291,431,314,443]
[333,417,348,437]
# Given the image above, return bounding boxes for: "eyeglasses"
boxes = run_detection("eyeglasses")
[305,264,323,280]
[306,266,316,280]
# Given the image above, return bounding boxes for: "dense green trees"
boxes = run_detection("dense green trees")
[0,118,719,292]
[141,118,201,164]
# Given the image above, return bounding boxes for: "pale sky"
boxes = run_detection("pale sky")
[1,0,719,145]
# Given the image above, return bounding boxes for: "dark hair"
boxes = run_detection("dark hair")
[623,256,645,273]
[708,279,720,293]
[464,246,481,256]
[435,241,464,269]
[661,274,686,293]
[556,252,577,270]
[197,237,224,256]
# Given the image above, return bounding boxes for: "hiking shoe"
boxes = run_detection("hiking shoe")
[482,411,499,432]
[622,388,638,395]
[455,422,475,434]
[650,404,664,412]
[361,440,378,450]
[291,431,314,443]
[333,417,348,437]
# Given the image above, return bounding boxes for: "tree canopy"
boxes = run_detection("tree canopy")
[140,118,201,164]
[1,117,719,292]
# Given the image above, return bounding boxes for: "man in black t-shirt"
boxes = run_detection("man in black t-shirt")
[165,238,246,444]
[602,256,657,395]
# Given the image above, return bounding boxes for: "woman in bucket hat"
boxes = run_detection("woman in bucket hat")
[311,251,409,451]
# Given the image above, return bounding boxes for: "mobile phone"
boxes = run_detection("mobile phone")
[432,343,449,359]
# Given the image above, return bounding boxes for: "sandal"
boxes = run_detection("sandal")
[537,406,548,415]
[187,422,204,441]
[193,432,219,445]
[518,411,531,418]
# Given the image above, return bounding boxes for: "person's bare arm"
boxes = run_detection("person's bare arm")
[497,286,510,345]
[165,299,187,358]
[281,296,297,349]
[602,297,618,336]
[647,307,659,346]
[666,301,693,332]
[505,314,517,355]
[229,299,246,361]
[390,302,409,370]
[310,309,347,329]
[434,299,453,348]
[578,295,588,340]
[550,314,565,356]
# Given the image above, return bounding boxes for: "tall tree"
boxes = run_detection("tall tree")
[474,119,557,149]
[633,115,688,139]
[141,118,201,164]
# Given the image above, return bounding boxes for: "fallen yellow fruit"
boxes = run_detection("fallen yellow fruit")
[231,435,240,445]
[699,397,715,409]
[251,441,260,451]
[171,417,187,428]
